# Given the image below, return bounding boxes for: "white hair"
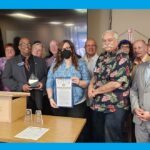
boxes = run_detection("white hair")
[102,30,119,40]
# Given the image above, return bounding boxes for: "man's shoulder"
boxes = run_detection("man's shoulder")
[7,55,20,63]
[139,61,149,68]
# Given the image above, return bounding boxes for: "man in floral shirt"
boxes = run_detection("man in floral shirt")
[88,30,130,142]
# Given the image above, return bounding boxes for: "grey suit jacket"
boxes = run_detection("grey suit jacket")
[2,55,47,92]
[130,62,150,126]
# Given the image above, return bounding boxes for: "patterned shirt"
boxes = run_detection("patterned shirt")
[91,50,130,113]
[0,57,7,90]
[46,59,90,105]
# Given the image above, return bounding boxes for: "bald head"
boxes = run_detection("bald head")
[85,38,97,58]
[133,40,147,59]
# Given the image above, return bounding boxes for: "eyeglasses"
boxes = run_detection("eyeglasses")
[19,43,31,47]
[86,45,96,48]
[121,45,129,48]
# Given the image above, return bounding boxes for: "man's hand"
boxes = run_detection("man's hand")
[134,108,150,121]
[88,87,97,99]
[139,111,150,121]
[22,84,32,92]
[134,108,144,116]
[36,82,43,89]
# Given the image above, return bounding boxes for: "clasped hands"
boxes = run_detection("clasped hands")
[22,82,43,92]
[88,87,98,99]
[134,108,150,121]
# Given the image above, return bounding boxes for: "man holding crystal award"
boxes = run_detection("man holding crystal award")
[2,37,47,113]
[46,40,90,118]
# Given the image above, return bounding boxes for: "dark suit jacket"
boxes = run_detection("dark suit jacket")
[2,55,47,92]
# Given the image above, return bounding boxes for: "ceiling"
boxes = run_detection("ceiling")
[0,9,87,25]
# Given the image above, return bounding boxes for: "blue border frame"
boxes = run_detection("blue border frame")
[1,0,150,148]
[1,0,150,9]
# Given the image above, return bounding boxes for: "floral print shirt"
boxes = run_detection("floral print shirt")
[90,50,130,113]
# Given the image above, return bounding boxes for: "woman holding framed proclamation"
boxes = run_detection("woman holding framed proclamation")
[46,40,90,118]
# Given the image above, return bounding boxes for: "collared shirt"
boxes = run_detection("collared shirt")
[90,50,130,113]
[132,54,150,79]
[134,54,150,65]
[46,59,90,105]
[83,53,98,78]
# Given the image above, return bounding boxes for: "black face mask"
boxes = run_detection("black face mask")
[61,49,72,59]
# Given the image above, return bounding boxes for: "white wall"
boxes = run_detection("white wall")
[87,10,110,54]
[112,10,150,42]
[0,17,87,56]
[0,18,66,51]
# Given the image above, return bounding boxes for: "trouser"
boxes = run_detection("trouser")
[51,101,86,118]
[27,90,43,113]
[79,106,93,142]
[91,108,128,142]
[135,123,150,142]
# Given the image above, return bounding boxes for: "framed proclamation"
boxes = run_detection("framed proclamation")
[56,78,73,107]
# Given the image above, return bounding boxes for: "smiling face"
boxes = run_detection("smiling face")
[133,40,147,59]
[102,32,118,52]
[85,39,97,57]
[49,40,59,56]
[18,38,31,57]
[32,43,43,58]
[5,45,15,60]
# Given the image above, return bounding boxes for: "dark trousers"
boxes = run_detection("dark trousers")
[27,90,43,113]
[51,101,86,118]
[42,95,52,115]
[91,108,128,142]
[79,106,93,142]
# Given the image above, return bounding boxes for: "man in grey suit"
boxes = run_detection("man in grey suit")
[2,37,47,113]
[130,61,150,142]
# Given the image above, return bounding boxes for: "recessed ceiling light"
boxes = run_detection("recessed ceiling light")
[74,9,87,13]
[8,13,35,19]
[64,23,74,27]
[49,21,62,25]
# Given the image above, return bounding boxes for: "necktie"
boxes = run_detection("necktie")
[24,57,30,71]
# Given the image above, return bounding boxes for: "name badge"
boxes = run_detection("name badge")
[17,62,24,67]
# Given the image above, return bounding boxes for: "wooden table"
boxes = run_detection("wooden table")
[0,115,86,142]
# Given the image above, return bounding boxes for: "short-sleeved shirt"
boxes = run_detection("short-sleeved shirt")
[46,59,90,105]
[90,50,130,113]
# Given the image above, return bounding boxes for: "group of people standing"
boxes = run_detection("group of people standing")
[0,30,150,142]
